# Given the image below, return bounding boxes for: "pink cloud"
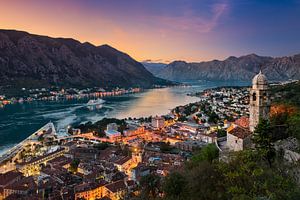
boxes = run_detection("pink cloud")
[155,1,228,33]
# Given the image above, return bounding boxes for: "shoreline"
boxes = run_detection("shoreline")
[0,85,198,154]
[0,84,191,108]
[0,87,143,108]
[0,82,251,159]
[0,80,254,157]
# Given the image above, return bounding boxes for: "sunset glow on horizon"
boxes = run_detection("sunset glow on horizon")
[1,0,300,62]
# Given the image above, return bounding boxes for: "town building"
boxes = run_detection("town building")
[105,123,121,140]
[3,177,37,199]
[123,125,145,137]
[105,130,121,140]
[131,164,150,183]
[17,148,67,176]
[227,125,252,151]
[175,140,206,151]
[103,180,127,200]
[74,181,107,200]
[151,116,165,129]
[107,123,118,131]
[0,171,22,189]
[198,132,218,143]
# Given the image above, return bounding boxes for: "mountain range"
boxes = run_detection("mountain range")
[144,54,300,82]
[0,29,170,91]
[1,29,299,92]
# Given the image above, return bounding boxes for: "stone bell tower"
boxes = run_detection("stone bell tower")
[249,70,270,132]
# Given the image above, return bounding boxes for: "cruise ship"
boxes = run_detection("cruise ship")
[87,98,105,106]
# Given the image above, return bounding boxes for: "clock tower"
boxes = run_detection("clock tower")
[249,70,270,132]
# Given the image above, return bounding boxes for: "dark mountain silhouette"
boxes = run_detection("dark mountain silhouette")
[0,29,170,90]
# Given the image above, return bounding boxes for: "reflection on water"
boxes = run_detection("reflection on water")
[0,80,250,152]
[109,87,198,119]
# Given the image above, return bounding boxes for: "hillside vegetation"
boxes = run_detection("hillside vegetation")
[133,81,300,200]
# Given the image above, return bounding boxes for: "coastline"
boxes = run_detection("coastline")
[0,83,189,108]
[0,81,250,156]
[0,87,143,108]
[0,85,198,154]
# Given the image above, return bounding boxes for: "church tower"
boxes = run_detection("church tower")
[249,70,270,132]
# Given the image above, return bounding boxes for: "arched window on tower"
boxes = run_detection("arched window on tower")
[263,92,267,101]
[252,92,256,101]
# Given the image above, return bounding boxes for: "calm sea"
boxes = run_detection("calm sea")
[0,80,249,153]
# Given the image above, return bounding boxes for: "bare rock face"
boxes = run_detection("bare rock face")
[156,54,300,81]
[142,62,167,76]
[275,137,300,163]
[0,29,168,89]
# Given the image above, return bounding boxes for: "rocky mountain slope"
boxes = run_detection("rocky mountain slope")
[142,62,167,76]
[0,29,170,90]
[156,54,300,81]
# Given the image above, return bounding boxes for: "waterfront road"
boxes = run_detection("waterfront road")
[0,122,56,164]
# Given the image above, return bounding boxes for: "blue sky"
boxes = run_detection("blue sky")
[1,0,300,62]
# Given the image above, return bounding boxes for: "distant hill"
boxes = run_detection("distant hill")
[142,62,167,76]
[156,54,300,81]
[0,29,171,91]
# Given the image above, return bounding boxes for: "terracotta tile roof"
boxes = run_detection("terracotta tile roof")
[227,124,235,133]
[75,181,107,193]
[98,147,117,160]
[0,171,22,186]
[104,180,126,193]
[5,177,37,191]
[99,196,112,200]
[228,126,252,139]
[5,194,22,200]
[114,156,131,165]
[234,116,249,128]
[47,155,72,166]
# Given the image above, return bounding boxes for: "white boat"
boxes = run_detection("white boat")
[87,98,105,106]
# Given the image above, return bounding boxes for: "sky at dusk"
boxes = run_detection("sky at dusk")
[1,0,300,62]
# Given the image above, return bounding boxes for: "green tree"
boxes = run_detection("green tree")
[270,111,289,140]
[160,142,172,153]
[187,162,225,200]
[208,111,219,123]
[190,144,219,166]
[252,119,276,167]
[140,174,161,199]
[38,134,44,142]
[288,113,300,141]
[69,158,80,173]
[163,172,187,200]
[94,142,110,150]
[137,150,300,200]
[217,129,227,138]
[219,150,300,200]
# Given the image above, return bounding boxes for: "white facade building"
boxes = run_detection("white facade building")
[151,116,165,129]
